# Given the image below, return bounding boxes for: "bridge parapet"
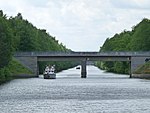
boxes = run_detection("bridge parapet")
[14,51,150,57]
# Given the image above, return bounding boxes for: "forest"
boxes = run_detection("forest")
[0,10,77,84]
[97,18,150,74]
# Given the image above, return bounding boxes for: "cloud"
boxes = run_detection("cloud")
[24,0,49,7]
[110,0,150,10]
[0,0,150,51]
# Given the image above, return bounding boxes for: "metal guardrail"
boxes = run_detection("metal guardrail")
[14,51,150,57]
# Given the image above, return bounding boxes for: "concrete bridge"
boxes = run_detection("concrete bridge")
[14,51,150,78]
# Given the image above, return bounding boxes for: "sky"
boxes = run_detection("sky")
[0,0,150,51]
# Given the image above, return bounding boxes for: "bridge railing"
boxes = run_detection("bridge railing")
[14,51,150,57]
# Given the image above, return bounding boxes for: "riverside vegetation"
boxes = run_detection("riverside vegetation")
[0,10,77,84]
[96,18,150,74]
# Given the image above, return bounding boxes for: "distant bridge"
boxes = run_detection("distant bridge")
[14,51,150,78]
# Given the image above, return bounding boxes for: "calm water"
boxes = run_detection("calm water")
[1,65,150,113]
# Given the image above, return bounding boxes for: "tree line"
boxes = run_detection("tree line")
[97,18,150,74]
[0,10,76,84]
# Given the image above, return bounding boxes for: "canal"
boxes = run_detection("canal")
[0,65,150,113]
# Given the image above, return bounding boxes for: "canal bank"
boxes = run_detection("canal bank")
[132,74,150,79]
[0,58,33,85]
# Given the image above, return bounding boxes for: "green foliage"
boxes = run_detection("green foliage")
[0,67,12,84]
[129,18,150,51]
[0,15,13,68]
[97,18,150,74]
[8,58,33,75]
[0,68,6,83]
[9,14,76,74]
[0,10,77,84]
[9,15,69,52]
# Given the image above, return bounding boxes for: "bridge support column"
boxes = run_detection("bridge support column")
[129,61,132,78]
[81,61,87,78]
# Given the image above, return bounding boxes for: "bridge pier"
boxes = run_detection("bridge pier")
[129,61,132,78]
[81,61,87,78]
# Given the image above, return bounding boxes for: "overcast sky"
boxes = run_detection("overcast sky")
[0,0,150,51]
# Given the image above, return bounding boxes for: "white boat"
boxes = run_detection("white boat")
[43,65,56,79]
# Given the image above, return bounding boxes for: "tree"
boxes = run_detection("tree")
[0,17,13,68]
[97,18,150,74]
[0,10,7,19]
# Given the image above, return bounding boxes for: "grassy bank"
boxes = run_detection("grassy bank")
[134,62,150,74]
[0,58,32,84]
[8,58,33,75]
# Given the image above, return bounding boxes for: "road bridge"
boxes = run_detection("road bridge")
[14,51,150,78]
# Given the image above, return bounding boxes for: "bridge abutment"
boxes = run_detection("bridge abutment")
[131,56,150,78]
[15,56,38,77]
[81,61,87,78]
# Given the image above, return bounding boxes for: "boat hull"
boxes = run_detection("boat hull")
[44,73,56,79]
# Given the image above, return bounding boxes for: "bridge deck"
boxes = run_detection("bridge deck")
[14,51,150,57]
